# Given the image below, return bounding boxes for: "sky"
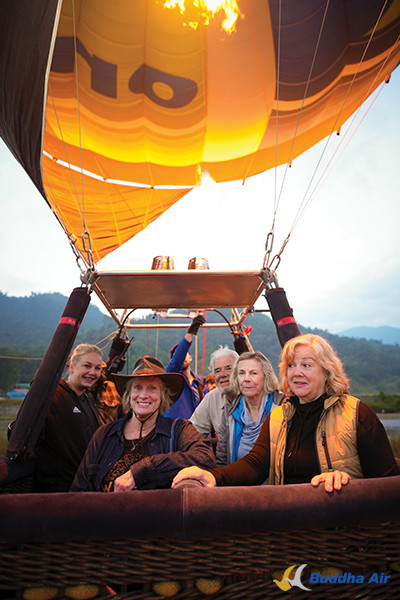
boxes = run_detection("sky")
[0,69,399,335]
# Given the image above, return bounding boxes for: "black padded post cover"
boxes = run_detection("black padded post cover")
[5,287,91,463]
[264,287,301,347]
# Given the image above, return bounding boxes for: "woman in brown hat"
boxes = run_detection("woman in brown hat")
[71,356,216,492]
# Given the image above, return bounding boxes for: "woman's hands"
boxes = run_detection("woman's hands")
[311,470,350,492]
[113,466,349,492]
[113,465,216,491]
[172,466,216,488]
[114,469,136,492]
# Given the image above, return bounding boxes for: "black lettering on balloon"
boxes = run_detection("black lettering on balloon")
[129,64,197,108]
[51,37,117,98]
[51,38,197,107]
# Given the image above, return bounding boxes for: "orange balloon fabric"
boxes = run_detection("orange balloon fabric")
[1,1,400,261]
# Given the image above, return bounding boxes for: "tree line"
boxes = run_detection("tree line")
[0,292,399,395]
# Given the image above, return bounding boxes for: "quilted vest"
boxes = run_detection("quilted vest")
[269,394,363,484]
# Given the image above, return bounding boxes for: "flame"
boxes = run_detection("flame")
[163,0,242,33]
[198,169,216,187]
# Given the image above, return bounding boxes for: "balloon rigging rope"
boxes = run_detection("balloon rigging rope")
[94,330,120,352]
[41,150,69,234]
[293,62,394,229]
[47,0,96,268]
[40,1,93,268]
[266,0,392,269]
[271,0,282,229]
[288,0,392,234]
[273,0,331,223]
[45,1,88,229]
[71,0,87,232]
[45,83,92,270]
[43,87,80,239]
[40,1,396,273]
[264,0,331,269]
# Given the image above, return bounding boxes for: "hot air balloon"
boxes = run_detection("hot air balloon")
[0,4,400,598]
[1,0,399,262]
[1,0,398,348]
[0,0,399,457]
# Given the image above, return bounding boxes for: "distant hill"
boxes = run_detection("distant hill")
[337,326,400,346]
[0,291,399,395]
[0,291,110,353]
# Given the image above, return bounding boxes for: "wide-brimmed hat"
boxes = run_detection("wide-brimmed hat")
[112,355,184,402]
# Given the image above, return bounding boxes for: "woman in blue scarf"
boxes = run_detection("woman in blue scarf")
[215,351,281,466]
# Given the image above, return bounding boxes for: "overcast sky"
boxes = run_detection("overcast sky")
[0,68,399,334]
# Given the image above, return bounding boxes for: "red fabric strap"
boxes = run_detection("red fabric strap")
[276,316,296,327]
[59,316,78,326]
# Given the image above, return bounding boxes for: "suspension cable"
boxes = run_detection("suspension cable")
[275,0,332,218]
[272,0,283,226]
[71,0,85,228]
[293,81,387,227]
[290,28,400,227]
[287,0,391,234]
[42,1,96,273]
[263,0,393,271]
[263,0,331,269]
[71,0,96,270]
[46,82,94,272]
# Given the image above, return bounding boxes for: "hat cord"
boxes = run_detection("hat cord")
[132,408,159,438]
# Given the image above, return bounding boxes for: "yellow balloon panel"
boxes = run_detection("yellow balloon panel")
[46,0,276,174]
[42,153,191,262]
[46,0,400,181]
[41,0,400,259]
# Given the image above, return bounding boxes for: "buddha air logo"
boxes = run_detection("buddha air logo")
[273,564,391,591]
[274,564,311,591]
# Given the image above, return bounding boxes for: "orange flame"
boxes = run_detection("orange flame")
[163,0,242,33]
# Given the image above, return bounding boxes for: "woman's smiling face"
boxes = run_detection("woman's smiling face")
[68,352,102,394]
[287,345,326,403]
[129,376,162,418]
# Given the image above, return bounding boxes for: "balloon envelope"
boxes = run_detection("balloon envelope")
[1,0,400,261]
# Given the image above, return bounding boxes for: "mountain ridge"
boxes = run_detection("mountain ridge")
[337,325,400,346]
[0,291,399,395]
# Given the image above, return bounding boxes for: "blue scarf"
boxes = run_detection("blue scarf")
[231,392,274,462]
